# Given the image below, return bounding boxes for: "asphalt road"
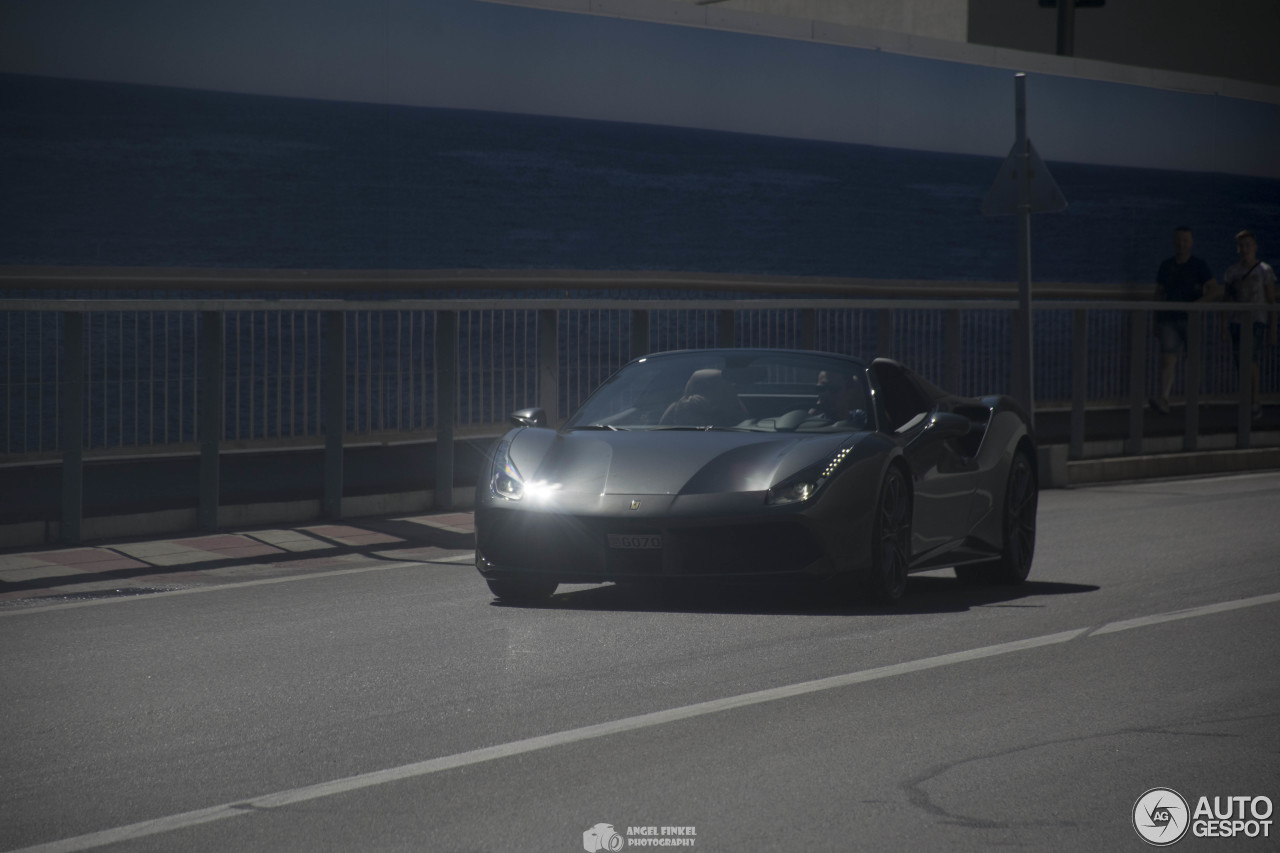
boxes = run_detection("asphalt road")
[2,474,1279,853]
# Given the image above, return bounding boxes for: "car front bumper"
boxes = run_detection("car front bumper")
[475,504,836,583]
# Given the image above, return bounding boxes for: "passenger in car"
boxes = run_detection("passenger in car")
[660,369,748,426]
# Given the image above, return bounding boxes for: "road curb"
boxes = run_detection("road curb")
[1062,447,1280,486]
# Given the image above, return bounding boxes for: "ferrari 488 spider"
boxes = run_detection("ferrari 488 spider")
[474,349,1037,604]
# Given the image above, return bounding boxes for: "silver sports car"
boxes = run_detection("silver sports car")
[474,348,1037,604]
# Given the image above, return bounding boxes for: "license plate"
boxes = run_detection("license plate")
[607,533,663,550]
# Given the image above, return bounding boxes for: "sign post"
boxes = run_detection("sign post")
[982,73,1067,430]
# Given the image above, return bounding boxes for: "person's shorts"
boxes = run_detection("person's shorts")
[1230,323,1266,367]
[1155,316,1188,354]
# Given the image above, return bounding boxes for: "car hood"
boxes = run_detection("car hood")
[507,428,857,496]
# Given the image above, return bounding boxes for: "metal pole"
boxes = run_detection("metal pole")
[630,309,650,361]
[435,310,458,511]
[1056,0,1075,56]
[60,312,84,545]
[323,311,345,520]
[538,309,559,425]
[1184,312,1202,451]
[877,309,893,359]
[800,308,817,351]
[944,309,962,393]
[1014,73,1036,429]
[1069,309,1087,460]
[198,311,223,531]
[1237,311,1253,449]
[717,309,735,347]
[1126,310,1147,456]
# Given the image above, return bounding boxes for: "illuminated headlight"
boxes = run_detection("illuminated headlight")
[490,441,561,503]
[766,445,854,506]
[766,480,818,505]
[491,441,524,501]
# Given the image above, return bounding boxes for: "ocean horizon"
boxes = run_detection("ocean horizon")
[3,73,1279,286]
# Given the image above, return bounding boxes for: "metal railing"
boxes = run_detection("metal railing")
[2,294,1276,542]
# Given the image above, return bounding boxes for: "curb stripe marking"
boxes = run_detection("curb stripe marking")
[0,553,476,618]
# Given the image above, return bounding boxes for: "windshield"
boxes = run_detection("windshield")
[562,351,873,433]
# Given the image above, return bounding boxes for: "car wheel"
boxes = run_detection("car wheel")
[867,465,911,603]
[955,451,1037,585]
[485,577,558,603]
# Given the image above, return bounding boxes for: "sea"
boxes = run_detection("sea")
[3,73,1279,283]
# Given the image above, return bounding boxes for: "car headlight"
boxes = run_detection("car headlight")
[490,441,561,502]
[491,440,524,501]
[766,480,818,505]
[765,445,854,506]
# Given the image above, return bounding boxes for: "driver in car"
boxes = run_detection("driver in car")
[810,370,860,421]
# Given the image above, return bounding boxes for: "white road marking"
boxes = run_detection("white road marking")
[0,552,477,618]
[1088,591,1280,635]
[9,590,1279,853]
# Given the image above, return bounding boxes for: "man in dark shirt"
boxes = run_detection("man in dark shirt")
[1152,226,1219,414]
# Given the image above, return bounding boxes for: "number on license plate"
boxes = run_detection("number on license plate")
[607,534,662,550]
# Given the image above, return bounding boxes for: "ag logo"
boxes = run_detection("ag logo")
[1133,787,1190,846]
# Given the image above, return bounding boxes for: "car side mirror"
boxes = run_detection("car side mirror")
[922,411,971,441]
[509,408,547,428]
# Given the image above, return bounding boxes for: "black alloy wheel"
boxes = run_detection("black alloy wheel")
[868,465,912,603]
[956,450,1037,585]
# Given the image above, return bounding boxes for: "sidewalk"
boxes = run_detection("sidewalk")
[0,511,476,607]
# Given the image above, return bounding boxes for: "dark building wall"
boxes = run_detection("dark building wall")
[968,0,1280,87]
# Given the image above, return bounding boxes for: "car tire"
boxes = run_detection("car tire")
[485,577,558,603]
[955,450,1037,586]
[866,465,911,603]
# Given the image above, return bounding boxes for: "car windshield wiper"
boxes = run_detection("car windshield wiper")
[566,424,626,431]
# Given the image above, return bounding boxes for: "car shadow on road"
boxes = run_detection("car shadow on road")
[494,574,1099,616]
